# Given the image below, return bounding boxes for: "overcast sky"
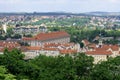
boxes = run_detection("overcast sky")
[0,0,120,13]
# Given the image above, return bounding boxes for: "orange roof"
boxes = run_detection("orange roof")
[86,51,112,55]
[111,45,119,51]
[62,43,74,47]
[82,39,90,46]
[0,41,20,51]
[88,44,96,49]
[60,49,77,54]
[0,48,4,52]
[43,47,58,51]
[95,45,119,51]
[22,31,70,41]
[26,46,41,50]
[95,47,109,51]
[22,37,35,41]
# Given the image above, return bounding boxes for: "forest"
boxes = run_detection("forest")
[0,48,120,80]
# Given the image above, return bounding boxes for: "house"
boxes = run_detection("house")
[0,41,21,54]
[13,25,40,35]
[22,43,79,59]
[22,31,70,46]
[82,39,90,47]
[85,44,120,63]
[86,50,112,64]
[13,24,48,35]
[82,39,120,63]
[22,46,42,59]
[107,45,119,57]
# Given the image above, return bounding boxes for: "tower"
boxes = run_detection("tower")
[98,38,103,48]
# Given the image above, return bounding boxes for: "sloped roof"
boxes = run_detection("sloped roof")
[22,31,70,41]
[86,51,112,55]
[96,45,119,51]
[110,45,119,51]
[0,41,20,47]
[82,39,90,46]
[60,49,77,54]
[26,46,41,50]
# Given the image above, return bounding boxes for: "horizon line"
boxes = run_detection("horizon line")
[0,11,120,13]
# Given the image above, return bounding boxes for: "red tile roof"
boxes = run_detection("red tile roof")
[26,46,41,50]
[60,49,77,54]
[0,41,20,48]
[82,39,90,46]
[95,45,119,51]
[0,48,4,52]
[22,31,70,41]
[43,47,58,51]
[86,51,112,55]
[88,44,96,49]
[0,41,21,52]
[111,45,119,51]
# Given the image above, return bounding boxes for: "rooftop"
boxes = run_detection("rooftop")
[22,31,70,41]
[86,51,112,55]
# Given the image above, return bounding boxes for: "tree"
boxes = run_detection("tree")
[0,66,16,80]
[6,27,14,37]
[0,48,120,80]
[0,48,29,79]
[29,53,94,80]
[91,56,120,80]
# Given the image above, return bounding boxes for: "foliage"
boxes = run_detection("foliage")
[48,27,120,45]
[0,49,120,80]
[91,56,120,80]
[0,66,16,80]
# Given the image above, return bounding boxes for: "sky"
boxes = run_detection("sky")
[0,0,120,13]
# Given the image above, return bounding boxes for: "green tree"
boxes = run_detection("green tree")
[91,56,120,80]
[0,66,16,80]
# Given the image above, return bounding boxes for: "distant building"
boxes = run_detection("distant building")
[85,43,120,64]
[86,50,112,64]
[0,41,21,54]
[13,25,48,35]
[81,39,120,63]
[22,43,79,59]
[22,31,70,46]
[93,36,114,42]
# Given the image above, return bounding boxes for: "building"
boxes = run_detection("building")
[86,50,112,64]
[13,25,48,35]
[21,43,79,59]
[0,41,21,54]
[22,31,70,46]
[85,43,120,63]
[81,39,120,63]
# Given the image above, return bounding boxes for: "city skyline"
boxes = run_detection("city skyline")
[0,0,120,13]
